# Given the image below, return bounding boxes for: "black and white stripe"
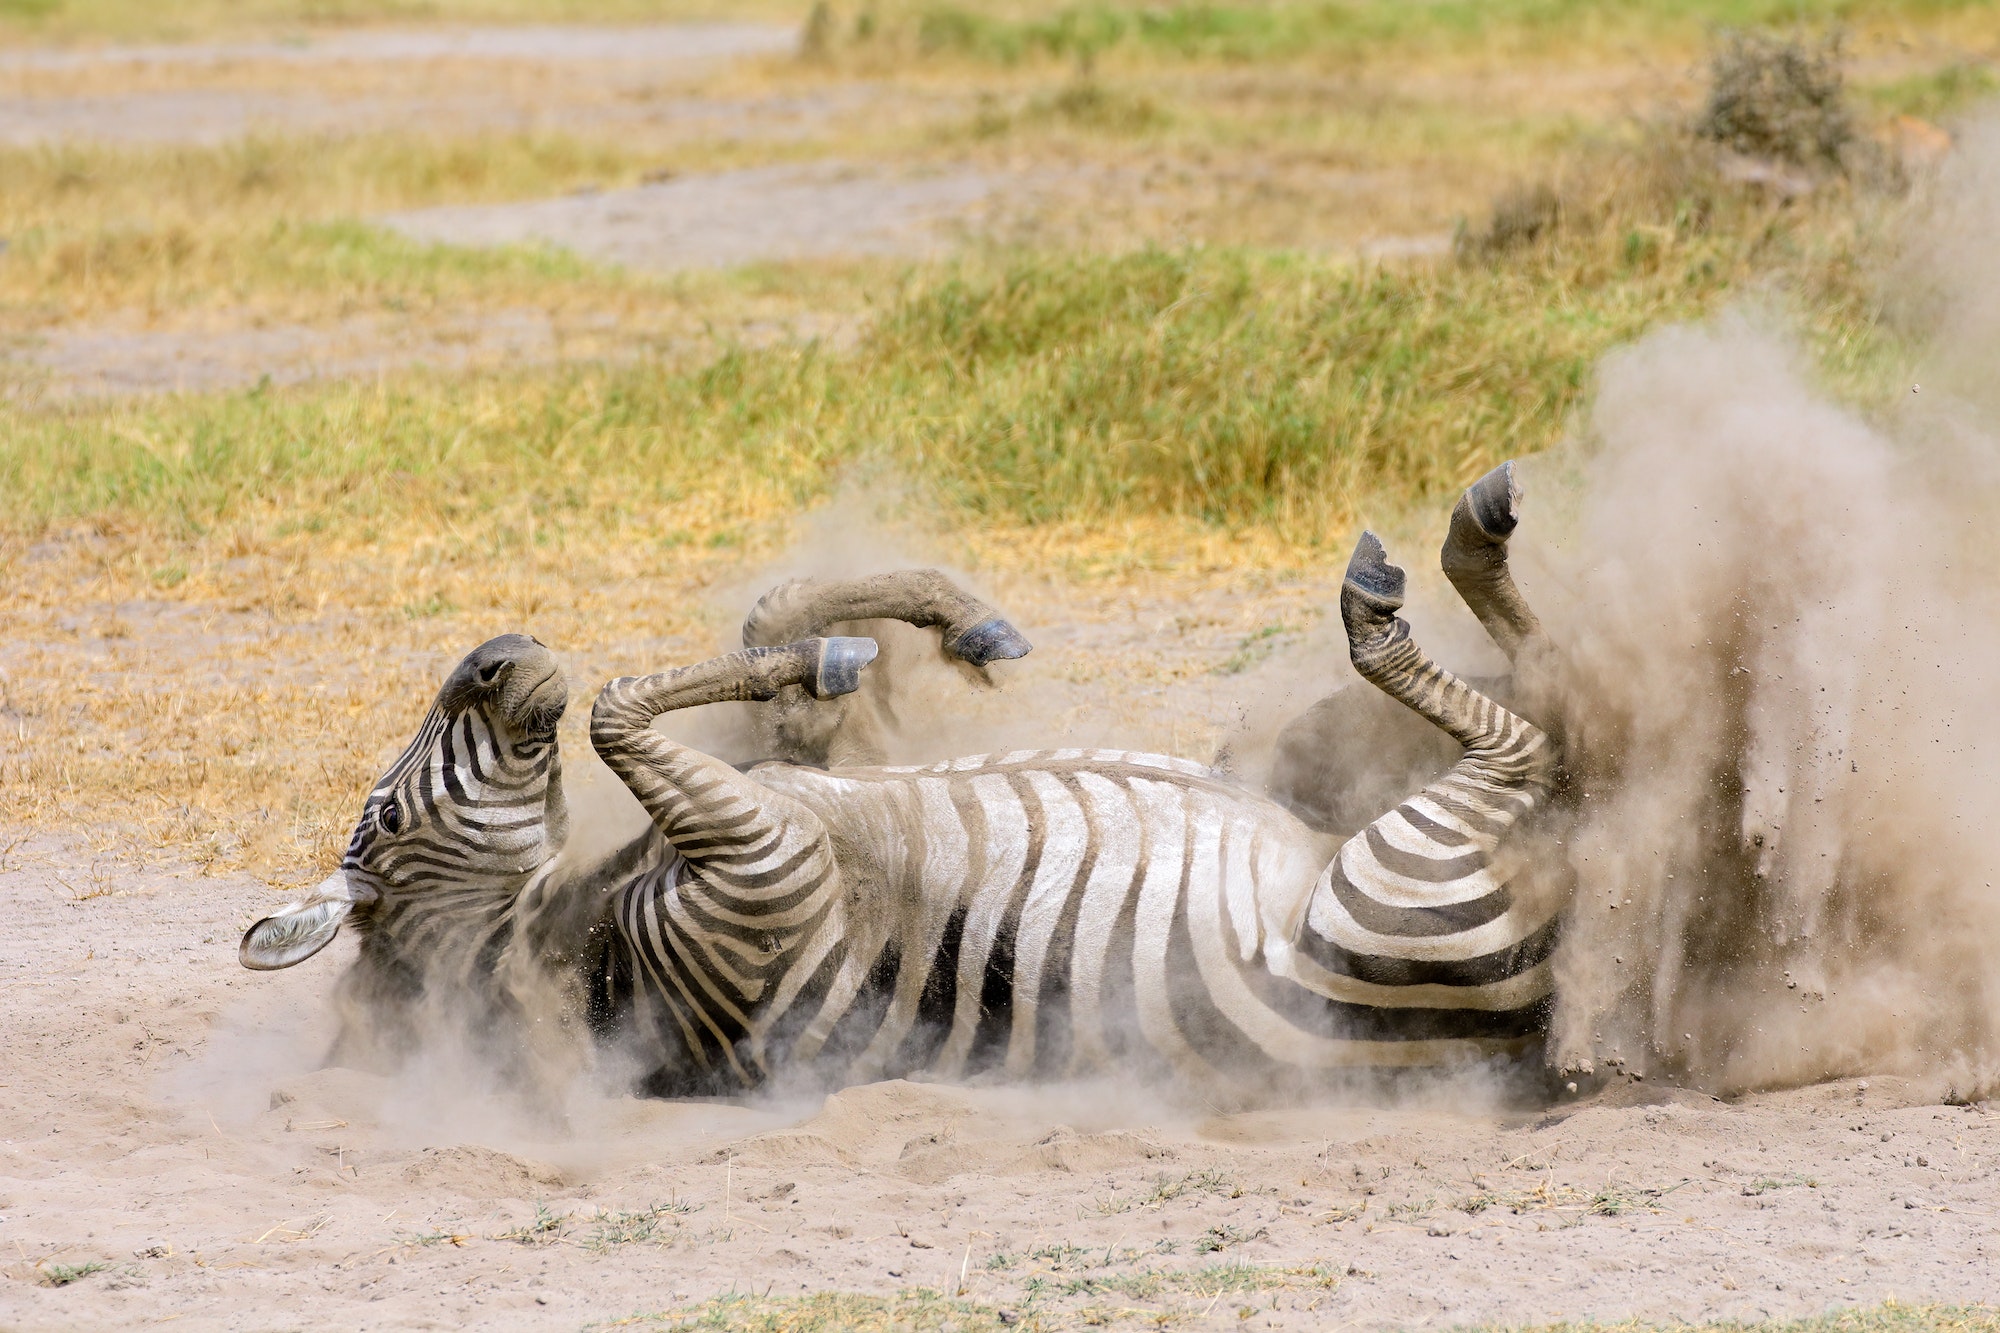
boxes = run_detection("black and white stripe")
[245,466,1568,1095]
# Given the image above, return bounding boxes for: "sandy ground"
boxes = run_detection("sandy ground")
[1,837,1995,1331]
[380,161,1053,273]
[2,309,565,396]
[0,24,798,71]
[2,556,1997,1330]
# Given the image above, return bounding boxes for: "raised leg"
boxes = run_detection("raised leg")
[590,637,878,857]
[742,569,1031,664]
[588,638,876,1089]
[741,570,1032,768]
[1287,535,1563,1033]
[1440,461,1543,663]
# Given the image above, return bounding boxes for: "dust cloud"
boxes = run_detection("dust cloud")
[712,118,2000,1101]
[275,119,2000,1118]
[1496,115,2000,1095]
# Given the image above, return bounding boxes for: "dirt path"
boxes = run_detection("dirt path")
[0,24,797,71]
[380,161,1049,272]
[0,838,1993,1331]
[3,310,562,397]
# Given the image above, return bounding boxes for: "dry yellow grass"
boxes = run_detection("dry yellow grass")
[0,500,1328,889]
[0,2,1967,892]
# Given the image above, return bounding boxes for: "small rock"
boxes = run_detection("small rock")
[1426,1220,1457,1237]
[535,1295,548,1306]
[997,1312,1019,1327]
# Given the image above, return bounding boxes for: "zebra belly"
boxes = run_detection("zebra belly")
[609,751,1549,1096]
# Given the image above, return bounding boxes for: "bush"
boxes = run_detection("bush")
[1696,31,1854,168]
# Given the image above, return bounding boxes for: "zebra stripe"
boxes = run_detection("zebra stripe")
[599,743,1555,1095]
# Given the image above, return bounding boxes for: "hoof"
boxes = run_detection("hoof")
[809,636,879,699]
[1342,531,1407,610]
[1461,461,1522,541]
[946,616,1033,667]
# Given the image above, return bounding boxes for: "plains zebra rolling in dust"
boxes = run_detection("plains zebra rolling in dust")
[241,465,1567,1096]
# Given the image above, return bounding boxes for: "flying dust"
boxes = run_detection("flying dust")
[1523,121,2000,1097]
[717,116,2000,1103]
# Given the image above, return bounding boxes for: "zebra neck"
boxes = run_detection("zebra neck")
[510,827,674,976]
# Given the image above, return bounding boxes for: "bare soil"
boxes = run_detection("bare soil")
[4,309,562,396]
[0,24,798,72]
[379,161,1052,272]
[0,838,1994,1331]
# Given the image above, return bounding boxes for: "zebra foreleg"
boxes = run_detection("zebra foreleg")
[741,569,1032,768]
[1285,534,1563,1050]
[589,639,871,1087]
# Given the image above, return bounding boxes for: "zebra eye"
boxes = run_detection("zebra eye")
[377,803,404,835]
[478,660,508,685]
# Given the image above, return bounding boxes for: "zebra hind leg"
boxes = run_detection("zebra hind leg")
[741,569,1033,767]
[1285,533,1563,1059]
[1342,530,1551,778]
[741,569,1030,665]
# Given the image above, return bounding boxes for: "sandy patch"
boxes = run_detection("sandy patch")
[0,23,797,71]
[379,161,1043,273]
[4,309,563,397]
[0,81,876,147]
[0,838,1993,1331]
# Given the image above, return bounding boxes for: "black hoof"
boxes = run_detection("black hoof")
[946,617,1033,666]
[1342,531,1407,610]
[809,636,879,699]
[1462,461,1522,540]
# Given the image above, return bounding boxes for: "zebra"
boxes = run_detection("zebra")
[241,464,1568,1096]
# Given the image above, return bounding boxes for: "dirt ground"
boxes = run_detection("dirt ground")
[1,837,1994,1331]
[1,542,1996,1330]
[379,160,1053,273]
[6,15,2000,1330]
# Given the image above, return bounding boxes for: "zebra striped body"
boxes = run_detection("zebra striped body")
[242,467,1570,1098]
[594,742,1556,1098]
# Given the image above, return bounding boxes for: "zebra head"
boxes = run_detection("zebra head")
[240,633,572,973]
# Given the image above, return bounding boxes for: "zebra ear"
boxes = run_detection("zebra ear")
[240,872,356,971]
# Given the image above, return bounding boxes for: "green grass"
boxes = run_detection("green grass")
[1866,60,2000,120]
[12,0,1998,63]
[0,166,1893,554]
[817,0,2000,70]
[0,133,665,227]
[0,132,793,321]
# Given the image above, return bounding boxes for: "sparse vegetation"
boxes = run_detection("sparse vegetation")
[1696,31,1854,167]
[595,1296,2000,1332]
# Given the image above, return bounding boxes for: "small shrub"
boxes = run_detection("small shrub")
[1696,31,1853,168]
[1457,182,1562,258]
